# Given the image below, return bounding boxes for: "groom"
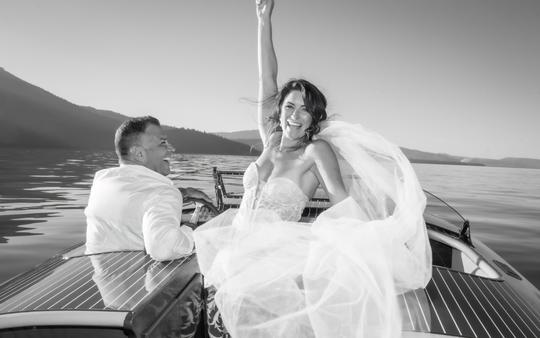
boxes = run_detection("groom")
[84,116,211,261]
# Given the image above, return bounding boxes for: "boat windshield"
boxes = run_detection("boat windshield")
[212,168,470,239]
[423,190,467,233]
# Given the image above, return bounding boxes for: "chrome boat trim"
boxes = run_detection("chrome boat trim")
[428,230,500,279]
[0,310,128,329]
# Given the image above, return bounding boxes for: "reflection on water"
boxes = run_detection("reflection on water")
[0,149,116,241]
[1,149,539,289]
[0,149,118,281]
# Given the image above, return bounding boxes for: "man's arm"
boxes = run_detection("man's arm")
[142,188,194,261]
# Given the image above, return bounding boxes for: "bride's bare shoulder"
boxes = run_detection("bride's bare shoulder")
[305,139,334,158]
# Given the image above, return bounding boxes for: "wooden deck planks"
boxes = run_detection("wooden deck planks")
[401,267,540,338]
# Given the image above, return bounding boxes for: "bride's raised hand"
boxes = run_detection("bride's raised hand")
[256,0,274,20]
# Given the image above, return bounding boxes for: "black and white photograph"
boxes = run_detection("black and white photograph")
[1,0,539,337]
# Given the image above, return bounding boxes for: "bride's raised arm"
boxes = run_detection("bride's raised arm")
[256,0,278,146]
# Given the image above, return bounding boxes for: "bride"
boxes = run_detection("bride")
[194,0,432,337]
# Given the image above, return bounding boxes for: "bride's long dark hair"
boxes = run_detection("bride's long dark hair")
[266,79,328,144]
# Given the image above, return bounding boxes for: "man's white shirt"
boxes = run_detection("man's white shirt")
[85,164,194,260]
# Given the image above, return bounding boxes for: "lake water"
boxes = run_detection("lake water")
[1,148,539,289]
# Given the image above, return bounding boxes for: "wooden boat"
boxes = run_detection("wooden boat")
[0,167,539,338]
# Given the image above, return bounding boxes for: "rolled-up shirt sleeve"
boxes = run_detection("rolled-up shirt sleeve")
[142,188,194,261]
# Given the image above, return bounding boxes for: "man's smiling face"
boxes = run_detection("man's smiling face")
[138,124,172,175]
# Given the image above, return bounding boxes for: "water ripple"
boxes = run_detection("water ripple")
[0,151,538,290]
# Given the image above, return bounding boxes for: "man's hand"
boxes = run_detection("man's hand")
[182,222,199,230]
[180,187,213,204]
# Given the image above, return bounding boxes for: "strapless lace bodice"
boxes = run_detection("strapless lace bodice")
[240,162,309,222]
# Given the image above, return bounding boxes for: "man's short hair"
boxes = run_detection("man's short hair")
[114,116,160,160]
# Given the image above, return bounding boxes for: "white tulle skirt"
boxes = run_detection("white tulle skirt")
[194,120,432,338]
[195,200,428,338]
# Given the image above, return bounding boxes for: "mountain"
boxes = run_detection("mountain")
[469,157,540,169]
[214,130,264,153]
[0,67,258,155]
[214,130,260,139]
[214,129,540,169]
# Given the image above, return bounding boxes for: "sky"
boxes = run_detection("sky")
[1,0,539,159]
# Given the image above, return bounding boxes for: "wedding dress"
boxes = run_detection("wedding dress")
[194,121,432,338]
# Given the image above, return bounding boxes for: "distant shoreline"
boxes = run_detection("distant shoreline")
[410,159,485,166]
[3,146,540,169]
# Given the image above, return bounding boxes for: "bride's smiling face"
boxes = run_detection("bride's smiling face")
[280,90,313,141]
